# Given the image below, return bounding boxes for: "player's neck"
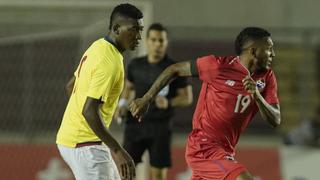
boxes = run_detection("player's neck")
[148,54,163,64]
[239,55,255,73]
[105,33,125,53]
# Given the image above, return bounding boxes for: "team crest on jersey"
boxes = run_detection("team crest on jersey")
[256,79,266,90]
[225,80,235,87]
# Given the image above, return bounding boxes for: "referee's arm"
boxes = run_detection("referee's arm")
[170,85,193,107]
[114,80,135,122]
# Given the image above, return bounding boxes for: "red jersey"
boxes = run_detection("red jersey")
[188,55,279,157]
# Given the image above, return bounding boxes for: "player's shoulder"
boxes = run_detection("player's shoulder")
[197,54,216,61]
[89,38,120,56]
[257,68,275,76]
[266,68,275,74]
[255,69,277,83]
[88,39,120,66]
[197,54,238,66]
[216,55,239,65]
[265,69,277,79]
[84,39,105,57]
[89,38,106,50]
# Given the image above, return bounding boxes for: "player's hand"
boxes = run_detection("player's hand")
[242,75,258,97]
[129,96,150,121]
[155,96,169,109]
[112,148,135,180]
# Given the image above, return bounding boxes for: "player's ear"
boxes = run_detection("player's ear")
[249,48,257,58]
[113,24,121,35]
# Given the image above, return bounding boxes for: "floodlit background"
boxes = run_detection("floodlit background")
[0,0,320,179]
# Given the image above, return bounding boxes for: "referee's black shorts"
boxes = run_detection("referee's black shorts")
[123,122,172,168]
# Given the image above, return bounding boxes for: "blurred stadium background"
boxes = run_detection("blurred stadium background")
[0,0,320,179]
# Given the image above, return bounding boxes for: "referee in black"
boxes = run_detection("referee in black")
[115,23,193,180]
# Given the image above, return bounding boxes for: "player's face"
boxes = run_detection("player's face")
[146,30,168,59]
[253,37,275,71]
[118,18,144,51]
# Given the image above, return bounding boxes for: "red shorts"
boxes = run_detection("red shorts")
[186,134,248,180]
[188,158,247,180]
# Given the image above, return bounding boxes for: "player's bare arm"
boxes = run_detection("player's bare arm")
[82,97,135,180]
[65,76,75,97]
[170,85,193,107]
[242,76,281,127]
[129,61,193,119]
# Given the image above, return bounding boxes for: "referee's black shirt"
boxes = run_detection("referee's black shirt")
[126,55,188,124]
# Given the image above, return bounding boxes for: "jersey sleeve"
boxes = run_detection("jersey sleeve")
[262,70,279,104]
[196,55,219,82]
[73,55,87,77]
[87,61,115,102]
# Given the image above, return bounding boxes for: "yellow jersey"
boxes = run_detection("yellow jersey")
[56,38,124,147]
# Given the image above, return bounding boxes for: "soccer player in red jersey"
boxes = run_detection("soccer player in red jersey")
[129,27,281,180]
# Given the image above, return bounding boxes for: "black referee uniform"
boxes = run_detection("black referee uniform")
[123,55,188,168]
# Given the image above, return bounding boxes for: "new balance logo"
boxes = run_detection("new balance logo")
[225,80,235,86]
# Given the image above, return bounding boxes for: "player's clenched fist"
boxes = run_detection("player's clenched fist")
[129,97,150,121]
[242,75,258,95]
[113,148,136,180]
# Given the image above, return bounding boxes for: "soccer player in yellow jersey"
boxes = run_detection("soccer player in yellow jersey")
[56,4,143,180]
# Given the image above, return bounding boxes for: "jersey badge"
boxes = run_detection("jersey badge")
[225,80,236,87]
[256,79,266,91]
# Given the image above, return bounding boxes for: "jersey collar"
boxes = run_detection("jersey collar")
[104,36,122,52]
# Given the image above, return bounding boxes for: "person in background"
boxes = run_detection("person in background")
[284,106,320,147]
[115,23,193,180]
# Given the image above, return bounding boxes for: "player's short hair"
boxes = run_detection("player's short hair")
[235,27,271,55]
[146,23,168,37]
[109,3,143,30]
